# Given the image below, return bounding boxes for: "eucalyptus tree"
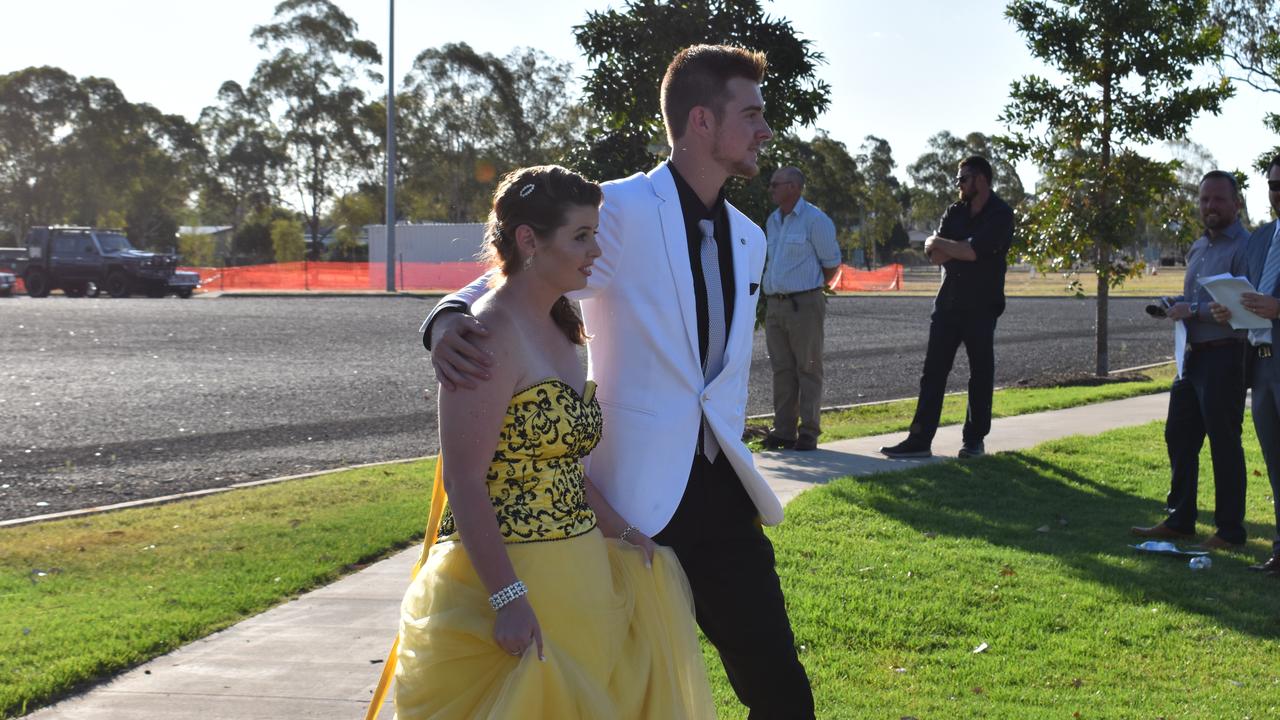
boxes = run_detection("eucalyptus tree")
[1212,0,1280,168]
[570,0,830,221]
[907,131,1025,233]
[248,0,381,254]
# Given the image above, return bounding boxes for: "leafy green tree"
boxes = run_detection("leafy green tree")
[270,217,306,262]
[396,43,585,222]
[1211,0,1280,168]
[907,131,1025,232]
[0,66,81,239]
[198,81,286,229]
[249,0,381,257]
[178,233,218,266]
[764,131,863,256]
[0,67,204,248]
[856,136,904,265]
[1003,0,1233,375]
[570,0,831,221]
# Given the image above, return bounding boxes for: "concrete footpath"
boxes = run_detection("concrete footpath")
[25,393,1171,719]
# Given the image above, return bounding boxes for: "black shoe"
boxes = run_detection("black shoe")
[761,434,795,450]
[1247,554,1280,573]
[958,441,985,459]
[879,437,932,459]
[794,435,818,451]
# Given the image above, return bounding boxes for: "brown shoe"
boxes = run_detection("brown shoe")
[1194,535,1245,552]
[1130,522,1195,540]
[1247,554,1280,573]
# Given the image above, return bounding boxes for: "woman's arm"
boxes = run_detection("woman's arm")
[437,318,543,658]
[585,476,656,567]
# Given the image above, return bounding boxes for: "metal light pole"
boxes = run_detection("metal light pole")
[384,0,397,292]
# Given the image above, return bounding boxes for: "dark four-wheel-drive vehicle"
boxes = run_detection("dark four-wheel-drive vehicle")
[17,226,200,298]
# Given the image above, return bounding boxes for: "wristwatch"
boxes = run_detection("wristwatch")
[1189,301,1199,319]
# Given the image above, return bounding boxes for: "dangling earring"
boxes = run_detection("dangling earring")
[523,253,534,271]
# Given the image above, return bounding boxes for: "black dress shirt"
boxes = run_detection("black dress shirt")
[934,192,1014,316]
[667,162,736,366]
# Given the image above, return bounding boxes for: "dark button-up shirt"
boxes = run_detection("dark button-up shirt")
[934,192,1015,316]
[1176,219,1250,343]
[668,162,735,366]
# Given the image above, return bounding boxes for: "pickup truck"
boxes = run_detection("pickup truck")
[16,226,200,298]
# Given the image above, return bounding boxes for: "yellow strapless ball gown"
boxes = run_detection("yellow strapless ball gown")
[392,379,715,719]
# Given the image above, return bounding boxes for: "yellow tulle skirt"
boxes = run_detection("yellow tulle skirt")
[393,528,715,719]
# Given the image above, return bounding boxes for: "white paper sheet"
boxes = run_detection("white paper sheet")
[1197,273,1272,330]
[1175,320,1186,378]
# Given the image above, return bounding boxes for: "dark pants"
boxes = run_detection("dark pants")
[1250,347,1280,553]
[1164,342,1248,543]
[909,308,998,444]
[654,452,814,719]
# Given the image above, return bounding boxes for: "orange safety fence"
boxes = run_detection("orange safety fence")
[182,261,491,293]
[828,263,902,291]
[1,260,902,295]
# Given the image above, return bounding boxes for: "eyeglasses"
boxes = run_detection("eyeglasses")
[954,174,974,186]
[1269,180,1280,192]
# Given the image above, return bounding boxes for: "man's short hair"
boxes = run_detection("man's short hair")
[1267,154,1280,174]
[959,156,994,184]
[661,44,767,142]
[1201,169,1239,193]
[779,166,805,188]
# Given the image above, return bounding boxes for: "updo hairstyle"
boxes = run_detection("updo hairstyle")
[479,165,602,345]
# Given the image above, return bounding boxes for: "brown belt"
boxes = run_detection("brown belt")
[1188,338,1244,351]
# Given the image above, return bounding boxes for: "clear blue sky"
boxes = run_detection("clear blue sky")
[4,0,1276,219]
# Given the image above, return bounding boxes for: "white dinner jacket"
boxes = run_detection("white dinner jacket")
[440,163,783,536]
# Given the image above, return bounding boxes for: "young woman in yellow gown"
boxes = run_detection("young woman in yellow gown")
[376,166,714,719]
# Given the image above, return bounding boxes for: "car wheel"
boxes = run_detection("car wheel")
[63,282,89,298]
[0,287,12,297]
[105,271,131,298]
[176,288,193,299]
[25,268,51,297]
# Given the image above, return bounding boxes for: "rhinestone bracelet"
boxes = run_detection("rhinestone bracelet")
[618,525,639,543]
[489,580,528,611]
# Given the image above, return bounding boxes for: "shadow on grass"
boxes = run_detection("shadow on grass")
[823,448,1280,640]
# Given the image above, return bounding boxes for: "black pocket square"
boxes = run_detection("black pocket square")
[749,283,759,295]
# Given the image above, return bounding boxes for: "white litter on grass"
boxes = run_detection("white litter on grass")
[972,642,989,654]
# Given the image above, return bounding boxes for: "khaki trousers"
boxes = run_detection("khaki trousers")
[764,288,826,441]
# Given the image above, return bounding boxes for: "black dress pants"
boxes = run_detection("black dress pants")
[909,307,998,444]
[654,451,814,719]
[1164,342,1248,543]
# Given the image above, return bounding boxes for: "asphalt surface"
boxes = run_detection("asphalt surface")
[0,293,1175,521]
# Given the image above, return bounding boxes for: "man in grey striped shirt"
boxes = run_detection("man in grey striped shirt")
[1132,170,1250,551]
[760,166,841,451]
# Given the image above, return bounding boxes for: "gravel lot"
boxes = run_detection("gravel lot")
[0,293,1174,520]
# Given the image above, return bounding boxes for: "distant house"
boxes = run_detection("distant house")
[178,226,234,260]
[366,223,486,264]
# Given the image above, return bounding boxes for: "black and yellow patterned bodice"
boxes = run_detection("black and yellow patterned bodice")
[437,378,603,544]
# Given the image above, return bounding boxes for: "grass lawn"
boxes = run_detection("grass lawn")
[0,462,431,718]
[747,362,1177,449]
[4,362,1258,719]
[881,267,1188,298]
[731,421,1280,719]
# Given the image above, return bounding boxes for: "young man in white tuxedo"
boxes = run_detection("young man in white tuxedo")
[423,45,814,718]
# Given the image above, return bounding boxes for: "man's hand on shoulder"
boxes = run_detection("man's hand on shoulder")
[430,311,493,391]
